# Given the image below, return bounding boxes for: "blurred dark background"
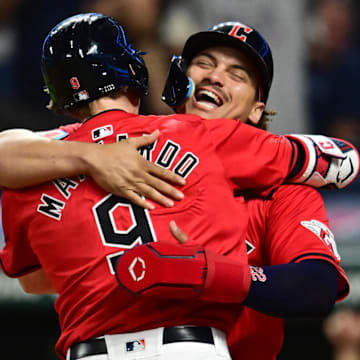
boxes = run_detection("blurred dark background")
[1,0,360,359]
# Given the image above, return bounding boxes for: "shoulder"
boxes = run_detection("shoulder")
[247,185,324,211]
[2,184,42,205]
[265,185,329,230]
[157,113,205,124]
[271,184,324,204]
[148,114,210,134]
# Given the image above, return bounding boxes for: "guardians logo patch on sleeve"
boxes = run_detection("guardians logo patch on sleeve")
[301,219,341,260]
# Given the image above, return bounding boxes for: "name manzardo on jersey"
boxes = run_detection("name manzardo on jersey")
[37,133,199,221]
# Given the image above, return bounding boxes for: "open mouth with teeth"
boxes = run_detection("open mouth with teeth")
[195,89,223,107]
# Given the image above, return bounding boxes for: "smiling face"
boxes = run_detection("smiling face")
[183,46,265,123]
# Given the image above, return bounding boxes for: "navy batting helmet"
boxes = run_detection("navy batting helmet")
[162,21,273,108]
[42,13,148,112]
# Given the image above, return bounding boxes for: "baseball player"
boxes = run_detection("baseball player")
[157,21,353,359]
[0,14,357,360]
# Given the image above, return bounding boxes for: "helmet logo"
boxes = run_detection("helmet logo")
[228,24,253,42]
[73,90,90,103]
[70,77,81,90]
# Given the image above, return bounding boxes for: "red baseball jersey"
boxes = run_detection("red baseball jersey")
[227,184,349,360]
[0,110,293,359]
[36,123,82,139]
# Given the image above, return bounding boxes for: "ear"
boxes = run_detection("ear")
[248,101,265,125]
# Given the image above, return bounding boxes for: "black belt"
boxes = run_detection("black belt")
[69,326,214,360]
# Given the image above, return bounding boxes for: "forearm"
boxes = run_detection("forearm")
[0,129,94,188]
[0,129,185,209]
[244,260,338,317]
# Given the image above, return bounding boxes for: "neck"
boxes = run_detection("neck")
[75,90,140,122]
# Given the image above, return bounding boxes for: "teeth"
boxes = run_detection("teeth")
[197,90,222,105]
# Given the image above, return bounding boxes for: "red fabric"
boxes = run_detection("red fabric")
[36,123,82,139]
[203,249,251,303]
[116,242,206,296]
[58,123,82,134]
[0,110,294,359]
[228,184,349,360]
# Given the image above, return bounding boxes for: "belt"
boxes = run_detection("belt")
[69,326,214,360]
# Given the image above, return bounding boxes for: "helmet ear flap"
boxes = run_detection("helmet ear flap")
[161,56,195,109]
[127,57,149,97]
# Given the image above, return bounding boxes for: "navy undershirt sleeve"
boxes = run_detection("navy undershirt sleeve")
[287,138,306,180]
[243,260,338,317]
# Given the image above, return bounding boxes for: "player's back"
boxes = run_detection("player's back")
[1,110,248,358]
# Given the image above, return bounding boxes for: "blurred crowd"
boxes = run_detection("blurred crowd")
[0,0,176,130]
[306,0,360,151]
[324,307,360,360]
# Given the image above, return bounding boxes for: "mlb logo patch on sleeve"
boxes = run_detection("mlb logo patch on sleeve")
[92,125,113,141]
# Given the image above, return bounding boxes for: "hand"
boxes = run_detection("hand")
[86,130,185,209]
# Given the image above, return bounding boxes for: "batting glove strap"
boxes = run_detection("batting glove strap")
[286,134,360,189]
[115,242,206,299]
[115,242,251,303]
[201,249,251,304]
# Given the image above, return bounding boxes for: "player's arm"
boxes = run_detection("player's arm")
[170,221,340,317]
[0,129,185,209]
[244,185,348,317]
[115,218,342,317]
[115,241,339,317]
[18,268,56,294]
[115,240,252,303]
[207,121,359,196]
[286,134,359,189]
[243,260,338,317]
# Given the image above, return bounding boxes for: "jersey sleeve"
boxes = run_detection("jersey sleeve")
[0,189,41,277]
[264,185,349,300]
[206,119,294,196]
[36,123,82,140]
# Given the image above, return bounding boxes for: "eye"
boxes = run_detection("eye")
[192,57,214,69]
[230,70,248,82]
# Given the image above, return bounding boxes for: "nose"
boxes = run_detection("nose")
[204,66,225,87]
